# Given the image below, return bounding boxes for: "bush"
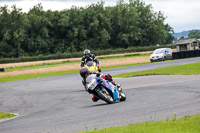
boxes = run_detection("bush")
[0,44,175,64]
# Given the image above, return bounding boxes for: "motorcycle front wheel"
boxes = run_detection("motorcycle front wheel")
[96,88,114,104]
[120,91,126,101]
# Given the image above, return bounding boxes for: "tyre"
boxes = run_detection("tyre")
[96,88,114,104]
[163,56,166,61]
[119,91,126,101]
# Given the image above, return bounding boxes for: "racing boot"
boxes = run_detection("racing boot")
[92,95,99,102]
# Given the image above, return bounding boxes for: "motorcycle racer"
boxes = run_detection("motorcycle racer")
[81,49,100,71]
[80,67,122,102]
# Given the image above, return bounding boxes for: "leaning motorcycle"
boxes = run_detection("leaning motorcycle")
[86,74,126,104]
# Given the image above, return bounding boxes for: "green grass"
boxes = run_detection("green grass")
[0,70,79,83]
[113,62,200,78]
[80,114,200,133]
[0,112,15,119]
[0,62,150,83]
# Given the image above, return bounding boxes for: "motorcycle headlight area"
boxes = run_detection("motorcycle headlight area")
[87,79,97,91]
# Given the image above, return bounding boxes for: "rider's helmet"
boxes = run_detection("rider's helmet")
[84,49,91,57]
[80,67,90,78]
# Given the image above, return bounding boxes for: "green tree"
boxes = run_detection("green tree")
[0,5,28,57]
[189,30,200,39]
[130,0,168,45]
[27,4,51,55]
[0,0,173,58]
[164,24,174,44]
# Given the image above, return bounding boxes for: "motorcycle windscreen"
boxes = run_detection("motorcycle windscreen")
[86,61,97,72]
[86,74,97,91]
[86,61,94,67]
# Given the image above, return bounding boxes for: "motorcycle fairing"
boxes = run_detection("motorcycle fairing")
[101,80,119,100]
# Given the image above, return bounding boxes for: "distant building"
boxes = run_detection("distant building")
[175,39,200,51]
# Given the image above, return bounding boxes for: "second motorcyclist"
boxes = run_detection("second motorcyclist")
[81,49,100,71]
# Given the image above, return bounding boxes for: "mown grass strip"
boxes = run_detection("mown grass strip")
[0,62,150,83]
[0,112,15,119]
[113,62,200,78]
[79,114,200,133]
[0,70,79,83]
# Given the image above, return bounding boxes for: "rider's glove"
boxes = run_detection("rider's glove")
[96,73,100,77]
[97,65,101,72]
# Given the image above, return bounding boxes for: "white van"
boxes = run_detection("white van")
[150,48,173,62]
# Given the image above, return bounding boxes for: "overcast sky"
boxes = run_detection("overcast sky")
[0,0,200,33]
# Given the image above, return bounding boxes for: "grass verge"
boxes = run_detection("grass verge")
[0,62,150,83]
[113,62,200,78]
[0,70,79,83]
[79,114,200,133]
[0,112,15,119]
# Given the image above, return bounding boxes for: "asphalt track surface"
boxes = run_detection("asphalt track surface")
[0,57,200,133]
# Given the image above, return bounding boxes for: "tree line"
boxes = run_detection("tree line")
[0,0,174,58]
[189,30,200,39]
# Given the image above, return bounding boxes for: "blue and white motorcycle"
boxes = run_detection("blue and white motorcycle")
[86,74,126,104]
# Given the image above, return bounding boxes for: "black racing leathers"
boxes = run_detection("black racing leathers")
[81,54,99,67]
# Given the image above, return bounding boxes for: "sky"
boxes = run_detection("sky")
[0,0,200,33]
